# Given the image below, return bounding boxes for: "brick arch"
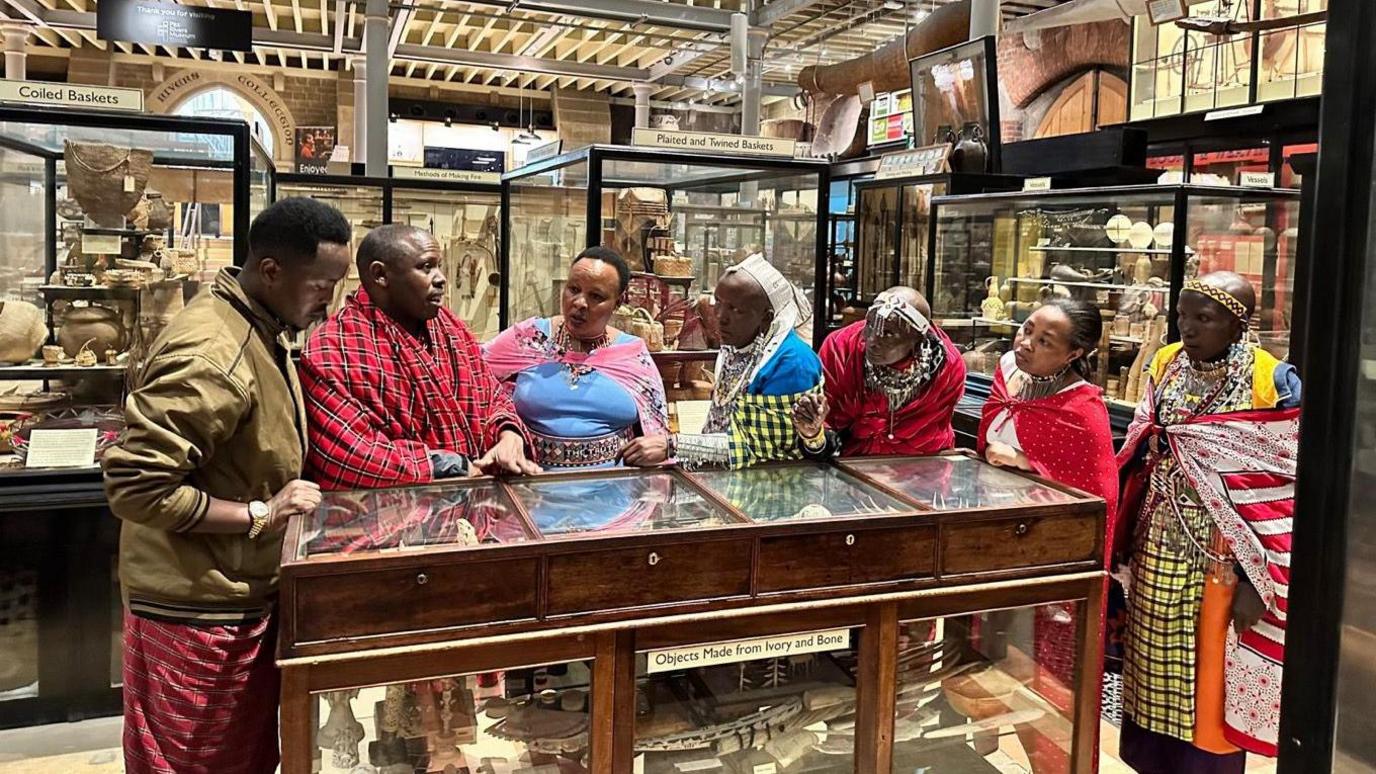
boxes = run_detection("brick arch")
[998,20,1131,109]
[144,70,297,164]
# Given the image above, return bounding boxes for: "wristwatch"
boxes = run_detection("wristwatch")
[247,500,271,540]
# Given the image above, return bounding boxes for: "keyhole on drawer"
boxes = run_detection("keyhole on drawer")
[1014,522,1030,537]
[416,573,429,585]
[845,534,856,547]
[648,552,661,567]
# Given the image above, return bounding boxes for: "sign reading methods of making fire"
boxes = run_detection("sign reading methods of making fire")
[645,628,851,674]
[393,167,501,184]
[97,0,253,52]
[632,127,797,158]
[0,80,143,112]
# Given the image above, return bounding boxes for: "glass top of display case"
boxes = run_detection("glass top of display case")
[693,462,916,522]
[296,480,531,559]
[286,454,1103,566]
[505,469,742,537]
[839,455,1080,510]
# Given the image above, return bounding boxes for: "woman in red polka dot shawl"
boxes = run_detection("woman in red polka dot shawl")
[978,297,1118,773]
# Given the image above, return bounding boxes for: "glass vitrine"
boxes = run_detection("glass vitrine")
[930,184,1301,415]
[275,174,503,339]
[887,603,1085,773]
[307,659,594,774]
[633,625,863,773]
[502,146,827,346]
[0,106,262,480]
[1130,0,1327,121]
[278,454,1106,773]
[842,454,1078,511]
[275,175,384,323]
[393,184,502,340]
[693,462,912,522]
[853,173,1022,307]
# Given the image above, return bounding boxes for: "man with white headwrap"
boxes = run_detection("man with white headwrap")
[794,286,966,457]
[622,254,823,469]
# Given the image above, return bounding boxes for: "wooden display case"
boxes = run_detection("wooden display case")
[278,452,1107,774]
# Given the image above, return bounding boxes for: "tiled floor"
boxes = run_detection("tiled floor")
[0,715,1279,774]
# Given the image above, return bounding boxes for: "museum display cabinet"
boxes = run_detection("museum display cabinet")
[278,451,1107,773]
[927,184,1300,433]
[276,173,503,340]
[1128,0,1327,122]
[502,145,829,356]
[852,173,1021,308]
[824,157,879,330]
[0,105,266,728]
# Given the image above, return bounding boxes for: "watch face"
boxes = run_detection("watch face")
[250,500,270,518]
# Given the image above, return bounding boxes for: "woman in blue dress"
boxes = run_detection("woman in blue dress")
[485,246,669,470]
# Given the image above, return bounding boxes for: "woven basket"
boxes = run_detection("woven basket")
[64,141,153,227]
[652,255,694,277]
[662,319,683,348]
[627,308,664,352]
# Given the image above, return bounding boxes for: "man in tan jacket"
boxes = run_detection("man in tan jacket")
[103,197,352,774]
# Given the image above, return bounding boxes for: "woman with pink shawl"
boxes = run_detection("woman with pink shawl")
[484,247,669,469]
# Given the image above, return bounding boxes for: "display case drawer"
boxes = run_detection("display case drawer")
[941,513,1099,575]
[756,525,937,593]
[545,539,753,615]
[291,557,539,642]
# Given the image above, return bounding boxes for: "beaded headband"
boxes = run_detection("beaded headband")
[1182,279,1249,321]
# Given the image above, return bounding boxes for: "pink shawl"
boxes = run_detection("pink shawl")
[483,318,670,438]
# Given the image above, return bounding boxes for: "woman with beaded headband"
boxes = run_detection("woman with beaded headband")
[1116,271,1301,772]
[485,246,669,469]
[976,297,1118,773]
[792,287,966,458]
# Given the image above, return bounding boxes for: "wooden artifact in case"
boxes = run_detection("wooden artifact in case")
[278,452,1107,774]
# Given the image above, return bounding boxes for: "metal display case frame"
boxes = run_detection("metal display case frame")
[277,451,1108,773]
[0,105,269,729]
[500,145,831,346]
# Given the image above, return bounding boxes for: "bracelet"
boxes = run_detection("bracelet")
[801,428,826,451]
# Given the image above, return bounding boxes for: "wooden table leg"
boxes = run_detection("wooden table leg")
[856,601,899,774]
[1071,577,1108,774]
[280,663,313,774]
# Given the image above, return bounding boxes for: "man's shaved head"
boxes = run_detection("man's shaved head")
[356,223,434,278]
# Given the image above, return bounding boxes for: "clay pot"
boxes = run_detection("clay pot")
[145,192,172,232]
[58,306,126,359]
[948,123,989,174]
[0,300,47,364]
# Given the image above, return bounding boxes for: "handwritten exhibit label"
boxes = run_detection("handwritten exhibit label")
[632,127,797,158]
[645,628,851,674]
[0,80,143,112]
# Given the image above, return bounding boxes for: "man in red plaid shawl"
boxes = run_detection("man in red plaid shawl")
[300,224,539,490]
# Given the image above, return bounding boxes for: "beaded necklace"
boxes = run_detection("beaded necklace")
[551,322,610,389]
